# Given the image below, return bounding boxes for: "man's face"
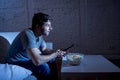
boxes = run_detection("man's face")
[41,20,52,36]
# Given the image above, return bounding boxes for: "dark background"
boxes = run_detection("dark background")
[0,0,120,67]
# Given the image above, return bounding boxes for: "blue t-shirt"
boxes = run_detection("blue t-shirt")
[6,28,46,63]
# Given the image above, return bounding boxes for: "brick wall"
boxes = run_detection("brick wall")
[0,0,120,59]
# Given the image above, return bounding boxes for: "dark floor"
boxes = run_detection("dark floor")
[62,77,120,80]
[108,59,120,68]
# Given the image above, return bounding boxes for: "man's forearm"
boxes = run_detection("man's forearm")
[42,49,55,55]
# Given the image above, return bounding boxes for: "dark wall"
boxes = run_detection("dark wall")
[0,0,120,59]
[80,0,120,59]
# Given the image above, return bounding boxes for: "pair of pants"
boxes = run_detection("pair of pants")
[8,59,58,80]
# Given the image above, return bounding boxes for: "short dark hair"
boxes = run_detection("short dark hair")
[32,12,52,29]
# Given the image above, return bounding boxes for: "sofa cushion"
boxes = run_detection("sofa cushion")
[0,63,32,80]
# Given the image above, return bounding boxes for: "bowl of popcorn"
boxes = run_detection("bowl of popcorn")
[66,53,84,65]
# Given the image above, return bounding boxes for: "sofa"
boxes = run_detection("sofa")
[0,32,54,80]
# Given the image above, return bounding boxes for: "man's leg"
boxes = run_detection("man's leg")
[11,60,50,80]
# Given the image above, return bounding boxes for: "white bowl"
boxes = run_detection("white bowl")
[66,53,84,65]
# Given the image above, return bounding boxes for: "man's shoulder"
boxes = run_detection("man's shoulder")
[22,28,33,33]
[20,28,34,36]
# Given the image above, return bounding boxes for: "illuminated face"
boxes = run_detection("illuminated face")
[41,20,52,36]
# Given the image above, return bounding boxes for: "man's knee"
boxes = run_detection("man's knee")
[43,66,50,77]
[39,64,50,77]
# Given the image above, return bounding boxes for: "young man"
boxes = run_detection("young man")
[5,12,66,80]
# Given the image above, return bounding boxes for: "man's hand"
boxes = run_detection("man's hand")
[56,49,68,57]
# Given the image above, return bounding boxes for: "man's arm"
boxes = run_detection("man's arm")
[42,48,55,55]
[27,48,58,66]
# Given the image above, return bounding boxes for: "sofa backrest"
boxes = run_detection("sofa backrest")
[0,32,19,44]
[0,32,53,63]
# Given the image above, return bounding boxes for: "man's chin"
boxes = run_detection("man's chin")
[44,33,49,36]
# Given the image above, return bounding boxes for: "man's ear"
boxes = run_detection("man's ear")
[36,25,40,28]
[36,25,42,30]
[35,25,41,33]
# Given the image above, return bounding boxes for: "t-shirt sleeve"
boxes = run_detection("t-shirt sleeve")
[21,30,38,49]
